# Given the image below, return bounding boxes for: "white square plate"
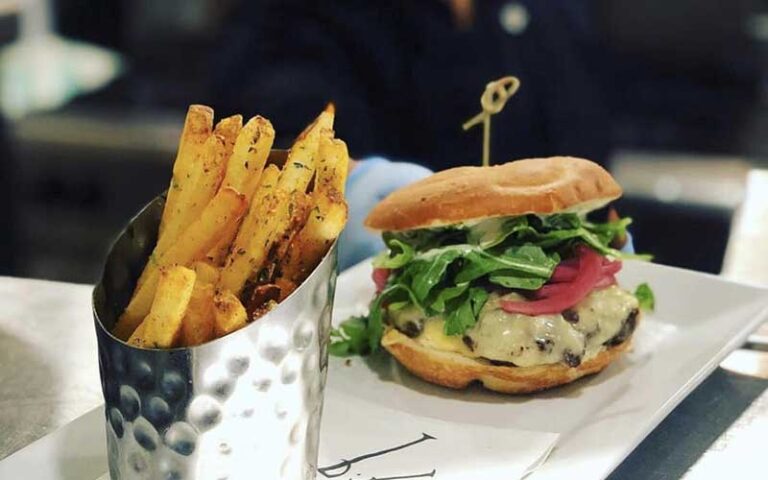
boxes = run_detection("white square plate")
[2,260,767,480]
[325,259,768,479]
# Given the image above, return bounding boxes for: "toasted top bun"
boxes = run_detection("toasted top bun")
[365,156,622,232]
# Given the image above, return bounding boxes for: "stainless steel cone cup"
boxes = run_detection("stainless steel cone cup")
[93,191,337,480]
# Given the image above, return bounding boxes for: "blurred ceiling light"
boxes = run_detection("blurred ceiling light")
[499,2,529,35]
[0,0,123,119]
[746,13,768,41]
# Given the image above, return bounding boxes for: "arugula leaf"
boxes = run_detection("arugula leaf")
[470,287,489,316]
[409,248,465,301]
[444,287,489,335]
[537,213,582,230]
[467,216,529,248]
[373,237,415,269]
[635,283,655,311]
[454,245,558,284]
[470,213,647,260]
[584,217,632,245]
[430,282,469,313]
[329,316,370,356]
[488,271,548,289]
[387,227,465,252]
[365,284,424,352]
[330,211,654,357]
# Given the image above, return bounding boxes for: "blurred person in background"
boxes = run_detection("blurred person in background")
[211,0,609,170]
[19,0,757,277]
[210,0,609,266]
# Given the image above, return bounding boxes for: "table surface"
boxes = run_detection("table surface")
[1,170,768,478]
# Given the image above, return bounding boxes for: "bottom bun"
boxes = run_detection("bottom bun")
[381,328,633,394]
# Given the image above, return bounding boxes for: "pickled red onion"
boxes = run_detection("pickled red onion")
[550,257,622,283]
[372,268,390,293]
[594,274,617,289]
[501,246,604,315]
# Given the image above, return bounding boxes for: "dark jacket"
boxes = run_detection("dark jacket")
[211,0,609,170]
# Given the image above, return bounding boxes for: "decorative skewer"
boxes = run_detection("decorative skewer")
[462,76,520,167]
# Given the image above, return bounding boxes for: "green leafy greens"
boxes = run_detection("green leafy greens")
[328,316,369,356]
[332,213,650,355]
[634,283,655,311]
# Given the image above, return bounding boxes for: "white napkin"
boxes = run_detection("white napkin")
[320,389,559,480]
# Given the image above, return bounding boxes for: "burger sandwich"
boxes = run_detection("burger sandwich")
[331,156,653,394]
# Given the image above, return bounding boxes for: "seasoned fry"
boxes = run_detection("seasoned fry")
[206,118,277,265]
[316,137,350,195]
[276,137,350,296]
[117,104,348,347]
[243,284,281,320]
[276,192,313,259]
[219,107,334,295]
[210,164,281,267]
[264,191,312,281]
[277,108,333,195]
[213,290,248,336]
[222,116,275,197]
[278,198,347,299]
[179,282,215,346]
[192,260,220,285]
[152,133,228,262]
[128,266,196,348]
[114,187,247,339]
[159,105,214,239]
[126,320,148,347]
[219,189,285,293]
[214,114,243,159]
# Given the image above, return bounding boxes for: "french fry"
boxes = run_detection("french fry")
[127,320,148,347]
[219,107,334,295]
[243,284,281,321]
[264,191,312,280]
[180,263,219,346]
[179,282,215,346]
[152,132,228,263]
[114,187,247,339]
[219,189,285,293]
[206,117,277,265]
[192,260,220,285]
[222,116,275,197]
[276,137,350,296]
[128,266,196,348]
[210,164,281,267]
[278,198,347,298]
[214,114,243,159]
[277,108,333,195]
[213,290,248,336]
[316,137,350,195]
[159,105,213,239]
[118,103,349,348]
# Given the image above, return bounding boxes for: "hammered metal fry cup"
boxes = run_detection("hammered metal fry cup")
[92,157,337,479]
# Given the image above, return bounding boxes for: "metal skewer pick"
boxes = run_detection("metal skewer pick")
[462,76,520,167]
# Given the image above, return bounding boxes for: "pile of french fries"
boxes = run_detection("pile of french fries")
[112,104,349,348]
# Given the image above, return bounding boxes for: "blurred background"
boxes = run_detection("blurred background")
[0,0,767,283]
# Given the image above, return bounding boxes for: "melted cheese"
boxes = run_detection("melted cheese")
[418,318,474,355]
[470,308,585,367]
[406,286,638,367]
[571,286,639,357]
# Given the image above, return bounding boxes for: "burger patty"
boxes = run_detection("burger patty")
[389,286,640,368]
